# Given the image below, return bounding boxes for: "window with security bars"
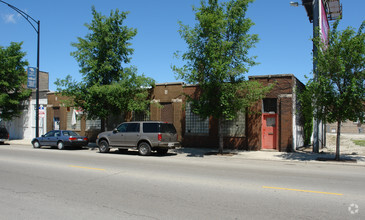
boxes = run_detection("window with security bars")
[132,111,150,121]
[185,103,209,134]
[222,111,246,137]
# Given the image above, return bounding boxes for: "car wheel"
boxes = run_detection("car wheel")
[57,141,65,150]
[99,140,110,153]
[33,141,41,148]
[157,149,168,155]
[138,142,151,156]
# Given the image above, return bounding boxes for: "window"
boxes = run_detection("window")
[126,123,140,133]
[132,111,150,121]
[263,98,277,113]
[222,111,246,137]
[185,103,209,134]
[117,123,128,132]
[86,119,101,130]
[67,108,81,130]
[143,123,159,133]
[44,131,55,137]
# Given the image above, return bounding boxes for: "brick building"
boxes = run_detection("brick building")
[46,74,306,152]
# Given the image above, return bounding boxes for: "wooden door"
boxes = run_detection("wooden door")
[262,114,278,150]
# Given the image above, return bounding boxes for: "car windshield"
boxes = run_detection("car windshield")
[63,131,80,136]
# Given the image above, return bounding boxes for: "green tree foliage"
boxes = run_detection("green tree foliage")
[56,7,154,130]
[173,0,271,153]
[306,19,365,160]
[0,42,31,121]
[297,86,313,146]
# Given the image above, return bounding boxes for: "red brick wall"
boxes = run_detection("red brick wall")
[248,75,295,152]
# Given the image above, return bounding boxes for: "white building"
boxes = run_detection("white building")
[3,71,49,140]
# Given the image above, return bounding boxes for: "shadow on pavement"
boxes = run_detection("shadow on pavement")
[274,151,365,163]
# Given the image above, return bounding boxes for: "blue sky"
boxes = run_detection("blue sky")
[1,0,364,91]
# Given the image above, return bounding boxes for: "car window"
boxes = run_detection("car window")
[161,123,177,133]
[117,123,128,132]
[64,131,79,136]
[44,131,55,137]
[126,123,140,133]
[54,131,61,137]
[143,123,159,133]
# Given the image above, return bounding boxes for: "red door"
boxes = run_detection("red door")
[262,114,278,150]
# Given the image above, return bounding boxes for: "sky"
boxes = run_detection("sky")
[1,0,364,92]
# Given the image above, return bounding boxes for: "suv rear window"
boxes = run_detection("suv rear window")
[160,123,177,133]
[143,123,177,133]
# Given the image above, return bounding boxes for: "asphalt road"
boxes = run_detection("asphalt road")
[0,144,364,220]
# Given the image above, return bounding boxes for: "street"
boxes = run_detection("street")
[0,144,364,220]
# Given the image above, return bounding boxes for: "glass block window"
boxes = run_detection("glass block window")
[185,102,209,134]
[222,111,246,137]
[86,119,101,130]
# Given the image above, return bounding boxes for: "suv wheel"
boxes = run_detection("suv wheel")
[99,140,110,153]
[138,142,151,156]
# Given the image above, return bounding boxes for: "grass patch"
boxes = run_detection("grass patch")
[352,140,365,146]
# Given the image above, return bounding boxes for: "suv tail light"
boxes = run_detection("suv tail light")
[158,133,162,141]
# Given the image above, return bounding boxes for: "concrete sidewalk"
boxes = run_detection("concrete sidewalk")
[6,139,365,165]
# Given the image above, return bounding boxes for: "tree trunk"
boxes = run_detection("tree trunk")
[218,118,223,154]
[335,120,341,161]
[101,118,106,132]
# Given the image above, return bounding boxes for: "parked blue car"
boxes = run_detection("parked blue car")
[31,130,89,150]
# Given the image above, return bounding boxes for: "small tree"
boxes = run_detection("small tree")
[56,7,154,130]
[307,19,365,160]
[173,0,271,153]
[0,42,31,121]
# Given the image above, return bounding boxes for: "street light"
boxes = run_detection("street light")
[289,1,299,7]
[0,0,41,138]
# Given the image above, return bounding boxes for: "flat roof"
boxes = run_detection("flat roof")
[248,74,295,79]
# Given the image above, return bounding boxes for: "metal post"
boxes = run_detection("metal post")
[36,21,40,137]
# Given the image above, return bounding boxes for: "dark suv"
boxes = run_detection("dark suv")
[0,126,9,144]
[96,121,180,156]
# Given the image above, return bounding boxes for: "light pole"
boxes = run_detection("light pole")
[0,0,41,137]
[290,0,321,153]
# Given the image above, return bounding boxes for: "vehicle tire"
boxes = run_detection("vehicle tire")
[138,142,151,156]
[32,140,41,148]
[157,149,168,155]
[57,141,65,150]
[99,140,110,153]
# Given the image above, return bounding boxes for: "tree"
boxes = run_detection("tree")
[56,7,154,130]
[0,42,31,121]
[173,0,271,153]
[306,19,365,160]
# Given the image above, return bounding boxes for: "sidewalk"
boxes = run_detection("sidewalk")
[6,139,365,165]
